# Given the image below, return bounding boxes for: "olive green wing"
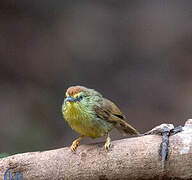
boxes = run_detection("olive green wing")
[94,98,139,135]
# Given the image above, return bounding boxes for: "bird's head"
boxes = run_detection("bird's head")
[62,86,102,112]
[65,86,85,103]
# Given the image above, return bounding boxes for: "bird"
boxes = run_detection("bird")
[62,85,139,151]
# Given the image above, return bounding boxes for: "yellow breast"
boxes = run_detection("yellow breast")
[62,102,109,138]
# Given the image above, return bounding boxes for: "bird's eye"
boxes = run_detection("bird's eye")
[79,95,83,101]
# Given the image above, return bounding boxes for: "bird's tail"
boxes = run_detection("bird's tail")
[115,119,140,136]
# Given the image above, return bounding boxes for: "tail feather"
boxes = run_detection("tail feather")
[116,120,139,135]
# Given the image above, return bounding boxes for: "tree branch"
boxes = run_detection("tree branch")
[1,119,192,180]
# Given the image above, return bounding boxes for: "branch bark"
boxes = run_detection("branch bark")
[1,120,192,180]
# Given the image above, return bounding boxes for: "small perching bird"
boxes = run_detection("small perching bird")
[62,86,139,151]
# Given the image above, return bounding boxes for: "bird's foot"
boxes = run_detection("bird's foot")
[104,134,111,151]
[70,140,79,151]
[144,124,183,168]
[70,135,84,152]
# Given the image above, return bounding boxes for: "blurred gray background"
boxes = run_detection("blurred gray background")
[1,0,192,154]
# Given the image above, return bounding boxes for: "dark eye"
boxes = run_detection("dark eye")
[78,95,83,101]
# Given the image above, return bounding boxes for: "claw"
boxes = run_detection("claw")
[70,140,79,151]
[104,133,111,151]
[70,135,84,152]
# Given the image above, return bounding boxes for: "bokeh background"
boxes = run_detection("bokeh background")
[1,1,192,154]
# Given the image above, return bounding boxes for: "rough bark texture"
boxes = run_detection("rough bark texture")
[1,120,192,180]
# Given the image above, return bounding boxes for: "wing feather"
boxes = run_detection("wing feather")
[94,98,139,135]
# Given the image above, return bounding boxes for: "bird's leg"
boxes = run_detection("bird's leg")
[70,135,84,151]
[104,133,111,151]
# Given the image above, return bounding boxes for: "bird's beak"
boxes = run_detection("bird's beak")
[65,96,76,102]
